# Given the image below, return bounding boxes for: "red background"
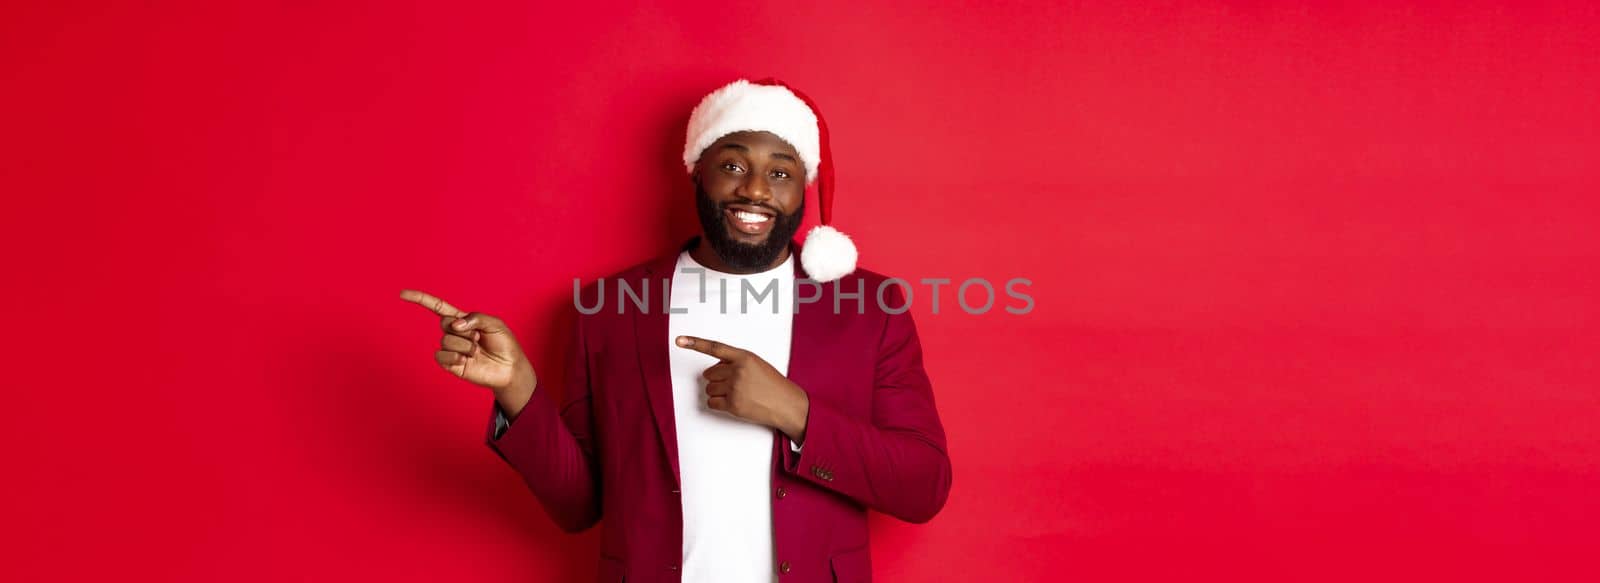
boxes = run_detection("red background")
[4,1,1597,581]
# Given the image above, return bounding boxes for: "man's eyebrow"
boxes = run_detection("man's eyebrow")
[715,143,797,163]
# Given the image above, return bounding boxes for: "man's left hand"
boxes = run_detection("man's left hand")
[676,335,809,444]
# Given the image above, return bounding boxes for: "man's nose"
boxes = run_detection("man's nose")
[737,174,772,203]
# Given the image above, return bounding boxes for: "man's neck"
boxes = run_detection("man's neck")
[689,238,792,275]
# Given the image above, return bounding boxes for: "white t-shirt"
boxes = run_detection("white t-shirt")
[667,249,795,583]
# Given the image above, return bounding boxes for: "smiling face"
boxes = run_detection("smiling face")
[691,131,808,272]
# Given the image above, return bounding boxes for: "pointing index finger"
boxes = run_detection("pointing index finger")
[399,289,467,318]
[675,336,743,361]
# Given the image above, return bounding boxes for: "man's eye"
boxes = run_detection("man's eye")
[771,169,789,179]
[722,163,744,173]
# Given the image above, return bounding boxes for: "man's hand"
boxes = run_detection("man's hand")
[676,335,810,444]
[400,289,537,419]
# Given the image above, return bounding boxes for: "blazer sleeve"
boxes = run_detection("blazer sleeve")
[779,286,954,523]
[484,314,602,533]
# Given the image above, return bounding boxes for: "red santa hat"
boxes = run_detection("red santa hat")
[683,78,857,282]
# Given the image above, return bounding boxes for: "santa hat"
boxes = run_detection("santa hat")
[683,78,858,282]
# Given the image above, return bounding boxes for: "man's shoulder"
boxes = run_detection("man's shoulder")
[832,265,898,287]
[803,264,925,327]
[569,250,681,320]
[576,250,681,293]
[599,255,666,282]
[825,265,914,300]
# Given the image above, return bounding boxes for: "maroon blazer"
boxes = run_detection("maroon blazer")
[485,237,953,583]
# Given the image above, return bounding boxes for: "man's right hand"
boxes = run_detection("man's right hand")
[399,289,537,419]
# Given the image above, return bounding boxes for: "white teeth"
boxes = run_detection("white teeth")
[734,210,770,223]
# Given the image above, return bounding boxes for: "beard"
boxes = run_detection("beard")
[695,181,806,271]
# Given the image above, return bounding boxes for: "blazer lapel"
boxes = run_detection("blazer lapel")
[784,243,831,427]
[634,240,692,489]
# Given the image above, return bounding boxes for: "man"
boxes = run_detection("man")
[400,78,952,583]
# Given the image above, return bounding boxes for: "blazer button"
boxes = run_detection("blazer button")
[776,486,787,499]
[779,561,792,574]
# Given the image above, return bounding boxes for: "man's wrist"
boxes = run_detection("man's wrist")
[495,367,537,421]
[777,384,810,444]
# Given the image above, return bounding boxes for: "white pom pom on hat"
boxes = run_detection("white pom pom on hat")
[683,78,857,282]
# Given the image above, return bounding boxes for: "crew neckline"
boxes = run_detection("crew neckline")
[679,249,795,279]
